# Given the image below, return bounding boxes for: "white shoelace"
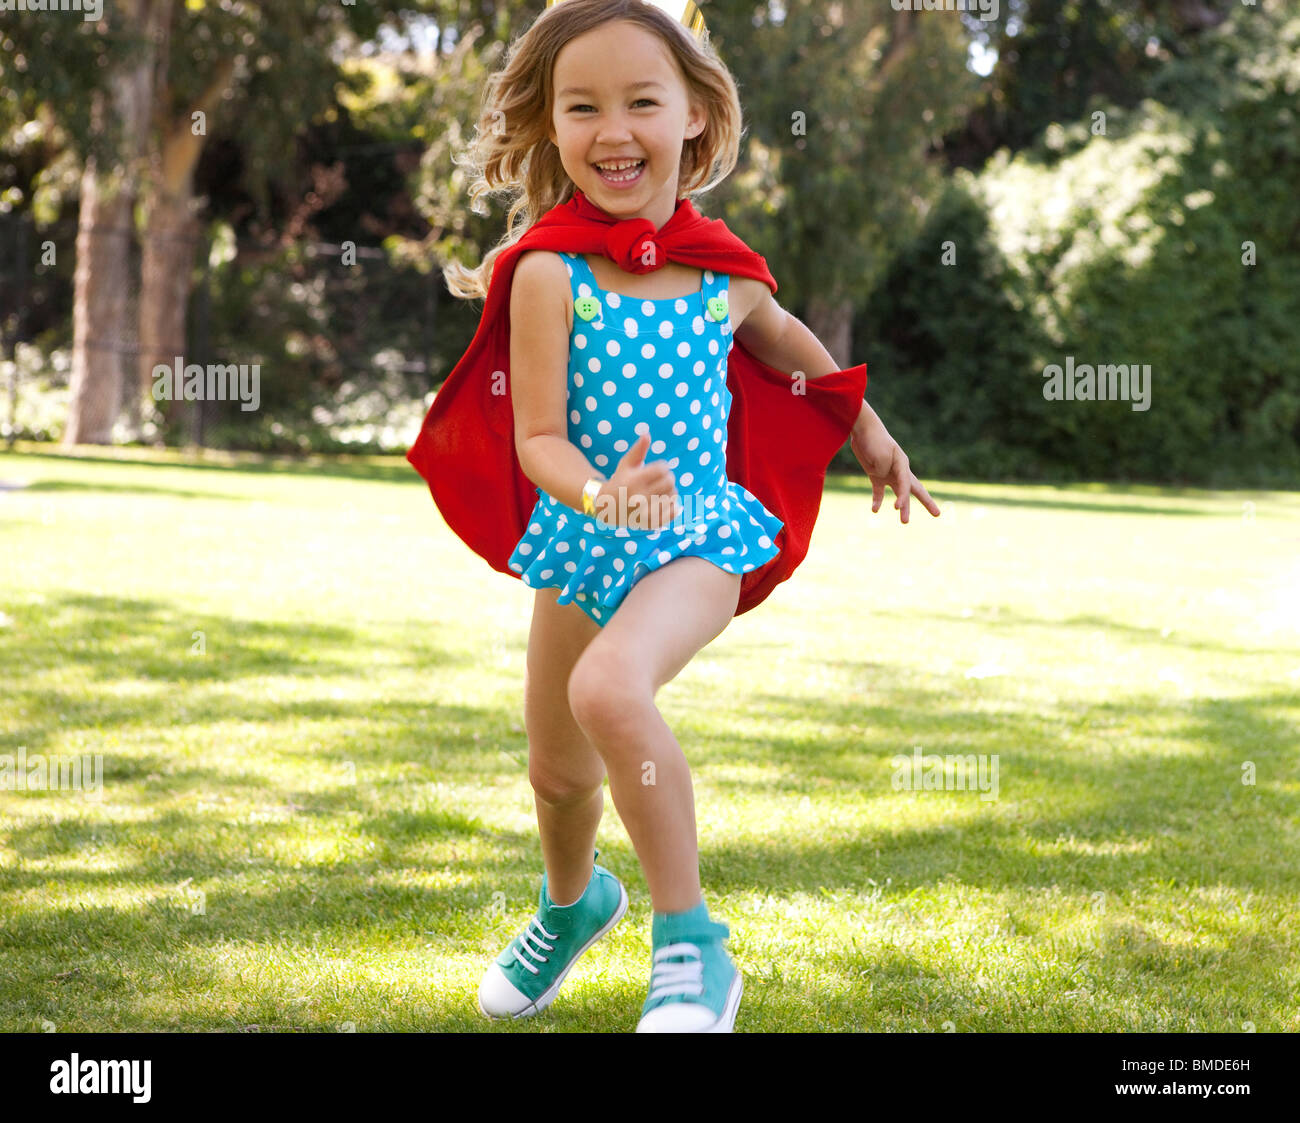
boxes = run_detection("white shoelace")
[511,917,558,976]
[647,941,706,1000]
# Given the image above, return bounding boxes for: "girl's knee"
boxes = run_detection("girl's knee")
[567,648,653,740]
[529,760,603,807]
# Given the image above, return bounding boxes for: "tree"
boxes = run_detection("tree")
[698,0,976,368]
[63,1,167,446]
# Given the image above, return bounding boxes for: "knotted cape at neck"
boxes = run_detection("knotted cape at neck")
[406,188,867,617]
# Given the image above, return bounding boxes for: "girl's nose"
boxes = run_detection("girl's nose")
[594,116,634,143]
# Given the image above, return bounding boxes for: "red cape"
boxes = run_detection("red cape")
[406,189,867,616]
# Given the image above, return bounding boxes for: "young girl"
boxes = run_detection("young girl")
[408,0,939,1033]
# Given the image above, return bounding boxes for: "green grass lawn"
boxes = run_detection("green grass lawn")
[1,443,1297,1032]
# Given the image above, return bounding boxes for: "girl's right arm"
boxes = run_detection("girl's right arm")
[511,251,604,515]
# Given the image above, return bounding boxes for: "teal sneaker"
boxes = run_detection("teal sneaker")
[635,901,743,1033]
[477,850,628,1020]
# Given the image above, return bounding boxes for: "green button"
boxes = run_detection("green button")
[574,296,601,322]
[707,296,729,322]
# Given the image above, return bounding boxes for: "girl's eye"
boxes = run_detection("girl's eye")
[570,99,657,112]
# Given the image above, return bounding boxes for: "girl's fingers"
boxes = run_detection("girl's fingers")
[914,478,941,516]
[895,478,911,523]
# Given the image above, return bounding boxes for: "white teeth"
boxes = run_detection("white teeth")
[596,160,644,173]
[596,160,644,182]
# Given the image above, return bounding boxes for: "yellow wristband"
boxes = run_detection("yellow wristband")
[581,477,603,517]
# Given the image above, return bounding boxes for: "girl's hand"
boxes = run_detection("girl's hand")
[602,432,679,530]
[850,407,940,524]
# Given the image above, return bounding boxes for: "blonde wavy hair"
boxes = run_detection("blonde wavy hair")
[442,0,743,301]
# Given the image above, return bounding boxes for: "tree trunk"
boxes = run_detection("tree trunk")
[64,157,135,446]
[137,178,200,434]
[63,0,162,447]
[135,58,233,437]
[805,295,853,370]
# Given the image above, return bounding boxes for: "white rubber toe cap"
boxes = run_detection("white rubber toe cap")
[636,1002,717,1033]
[478,963,534,1018]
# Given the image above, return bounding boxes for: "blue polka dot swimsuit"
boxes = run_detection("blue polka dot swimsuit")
[507,252,784,627]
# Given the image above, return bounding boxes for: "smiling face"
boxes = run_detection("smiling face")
[549,19,706,231]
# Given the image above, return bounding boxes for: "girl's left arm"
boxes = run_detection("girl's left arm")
[733,282,941,524]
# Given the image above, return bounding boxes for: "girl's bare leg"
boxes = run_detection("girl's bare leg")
[566,557,741,914]
[524,587,607,906]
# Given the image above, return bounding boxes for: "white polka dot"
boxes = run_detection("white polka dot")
[673,421,687,435]
[641,343,656,359]
[699,451,711,466]
[718,525,731,538]
[675,299,688,315]
[692,316,705,335]
[510,561,522,572]
[570,410,580,424]
[607,340,621,356]
[575,334,587,349]
[642,301,656,316]
[677,342,691,357]
[655,403,670,417]
[687,437,699,450]
[585,396,597,411]
[658,363,674,378]
[529,522,541,534]
[580,434,593,448]
[675,383,688,397]
[623,363,637,377]
[624,319,638,337]
[657,550,672,564]
[680,473,694,487]
[597,420,611,434]
[518,543,532,555]
[651,440,666,454]
[574,373,584,388]
[540,569,553,579]
[588,357,601,372]
[758,535,772,548]
[618,402,633,418]
[694,361,706,375]
[602,381,616,395]
[606,292,621,308]
[658,321,674,339]
[638,383,653,398]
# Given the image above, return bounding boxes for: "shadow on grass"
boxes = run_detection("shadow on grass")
[852,606,1300,660]
[0,592,480,751]
[9,448,423,487]
[20,480,250,502]
[822,471,1263,518]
